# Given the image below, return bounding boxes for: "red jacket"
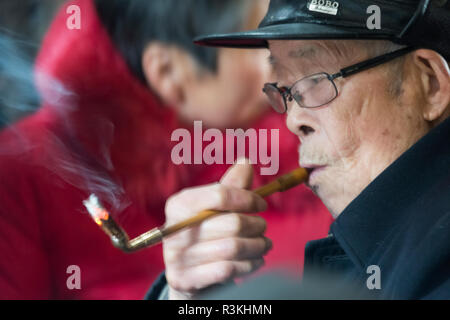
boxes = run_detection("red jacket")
[0,0,332,299]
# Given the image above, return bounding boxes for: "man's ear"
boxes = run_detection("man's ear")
[412,49,450,123]
[142,42,188,108]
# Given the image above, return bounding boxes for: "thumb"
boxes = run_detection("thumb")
[220,158,254,189]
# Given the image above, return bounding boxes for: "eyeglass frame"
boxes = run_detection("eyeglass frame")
[263,46,417,113]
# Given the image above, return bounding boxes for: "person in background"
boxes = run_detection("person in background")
[0,0,332,299]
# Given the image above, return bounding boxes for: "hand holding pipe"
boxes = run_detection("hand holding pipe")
[84,167,309,253]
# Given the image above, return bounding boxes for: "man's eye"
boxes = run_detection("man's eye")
[310,77,321,85]
[293,92,303,102]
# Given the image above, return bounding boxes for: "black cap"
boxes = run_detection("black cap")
[194,0,450,61]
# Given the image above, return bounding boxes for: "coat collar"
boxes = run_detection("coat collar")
[330,116,450,271]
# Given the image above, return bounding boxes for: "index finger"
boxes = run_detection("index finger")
[165,183,267,225]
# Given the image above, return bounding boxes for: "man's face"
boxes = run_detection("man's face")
[268,40,429,217]
[181,0,270,129]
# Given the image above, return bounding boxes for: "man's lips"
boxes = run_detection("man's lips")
[301,165,327,185]
[301,164,327,171]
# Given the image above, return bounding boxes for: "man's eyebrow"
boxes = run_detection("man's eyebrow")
[268,47,317,66]
[288,47,317,59]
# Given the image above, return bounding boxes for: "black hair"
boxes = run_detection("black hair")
[94,0,250,84]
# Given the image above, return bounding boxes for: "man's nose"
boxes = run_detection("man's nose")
[286,103,316,140]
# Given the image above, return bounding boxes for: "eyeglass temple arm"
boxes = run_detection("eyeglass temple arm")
[332,46,416,80]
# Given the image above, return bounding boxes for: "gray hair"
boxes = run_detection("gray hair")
[326,40,407,98]
[366,41,407,97]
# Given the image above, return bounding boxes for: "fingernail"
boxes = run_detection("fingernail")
[257,198,267,211]
[256,259,265,268]
[265,237,273,251]
[235,157,249,165]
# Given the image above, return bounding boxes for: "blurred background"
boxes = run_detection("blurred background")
[0,0,64,127]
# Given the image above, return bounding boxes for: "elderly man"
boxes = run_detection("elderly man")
[148,0,450,299]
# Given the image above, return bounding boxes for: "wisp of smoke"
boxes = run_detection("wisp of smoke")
[0,30,127,212]
[0,29,40,127]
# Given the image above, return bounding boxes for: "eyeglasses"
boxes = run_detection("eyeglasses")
[263,46,416,114]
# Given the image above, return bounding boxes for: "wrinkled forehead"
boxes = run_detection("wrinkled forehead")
[267,39,366,78]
